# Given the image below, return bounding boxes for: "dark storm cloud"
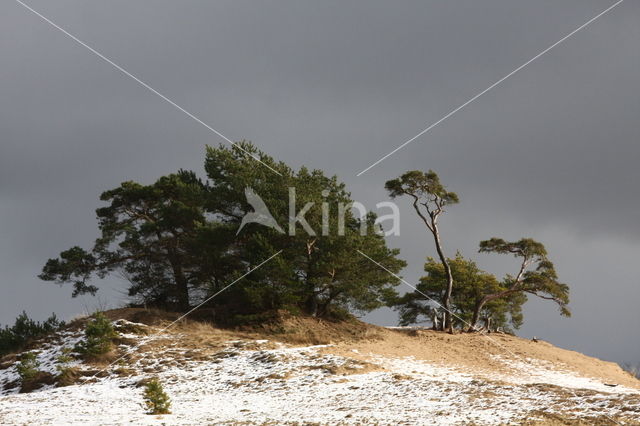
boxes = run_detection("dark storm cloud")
[0,0,637,364]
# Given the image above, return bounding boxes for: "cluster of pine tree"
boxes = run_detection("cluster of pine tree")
[39,144,570,330]
[39,143,405,322]
[386,170,571,332]
[0,312,64,356]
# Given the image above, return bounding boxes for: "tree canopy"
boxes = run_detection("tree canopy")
[40,142,405,321]
[40,152,571,331]
[40,170,211,311]
[472,237,570,328]
[393,254,525,332]
[203,142,406,318]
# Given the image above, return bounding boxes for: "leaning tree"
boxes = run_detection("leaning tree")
[471,237,570,330]
[385,170,459,332]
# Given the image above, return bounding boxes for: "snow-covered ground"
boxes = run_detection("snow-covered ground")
[0,321,638,425]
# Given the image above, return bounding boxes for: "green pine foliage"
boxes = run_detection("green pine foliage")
[74,313,118,356]
[56,347,74,366]
[477,237,570,323]
[0,311,64,356]
[143,378,171,414]
[203,142,405,319]
[393,254,525,332]
[37,149,572,331]
[16,352,41,381]
[39,170,209,310]
[40,142,406,321]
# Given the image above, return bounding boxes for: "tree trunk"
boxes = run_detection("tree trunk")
[431,224,454,333]
[431,309,440,330]
[306,295,319,317]
[470,289,518,331]
[173,267,190,312]
[470,297,488,331]
[483,316,492,333]
[410,199,454,333]
[304,239,318,316]
[168,253,190,312]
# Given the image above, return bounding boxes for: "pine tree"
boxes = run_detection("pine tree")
[0,312,64,356]
[40,142,406,320]
[39,171,210,311]
[205,142,406,319]
[74,313,118,356]
[385,170,459,331]
[16,352,41,381]
[143,378,171,414]
[472,238,570,329]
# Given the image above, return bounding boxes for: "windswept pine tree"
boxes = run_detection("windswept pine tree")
[40,142,406,321]
[472,237,570,330]
[385,170,458,332]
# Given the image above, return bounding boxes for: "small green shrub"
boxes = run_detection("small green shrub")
[54,347,78,386]
[56,347,74,366]
[16,352,41,381]
[143,378,171,414]
[74,313,118,357]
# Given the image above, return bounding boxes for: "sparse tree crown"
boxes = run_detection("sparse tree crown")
[478,237,570,318]
[385,170,459,211]
[479,238,547,261]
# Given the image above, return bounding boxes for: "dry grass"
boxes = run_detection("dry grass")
[322,327,640,391]
[62,308,640,393]
[0,354,17,370]
[56,367,81,387]
[247,313,385,346]
[19,371,56,393]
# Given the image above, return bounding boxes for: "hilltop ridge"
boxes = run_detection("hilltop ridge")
[0,308,638,425]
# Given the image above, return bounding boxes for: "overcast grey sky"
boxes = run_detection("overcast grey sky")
[1,0,638,365]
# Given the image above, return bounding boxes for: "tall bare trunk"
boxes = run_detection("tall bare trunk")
[432,224,454,333]
[411,199,454,333]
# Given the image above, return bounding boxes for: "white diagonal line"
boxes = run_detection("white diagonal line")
[13,0,282,177]
[78,250,282,385]
[357,0,625,176]
[357,249,623,425]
